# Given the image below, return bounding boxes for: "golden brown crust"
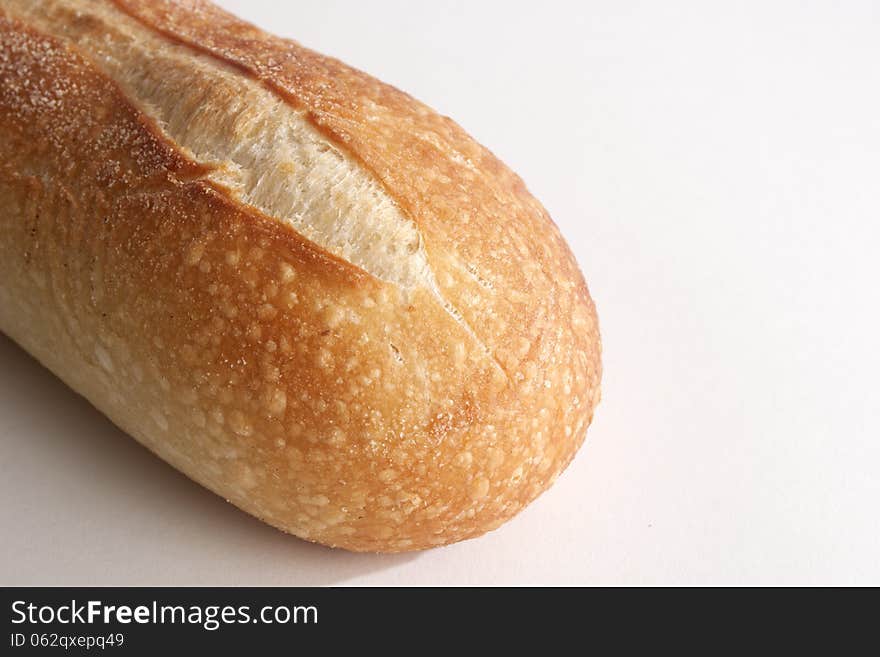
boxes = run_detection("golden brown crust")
[0,2,601,551]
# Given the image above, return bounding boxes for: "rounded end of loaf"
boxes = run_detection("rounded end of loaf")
[248,279,601,554]
[240,216,603,553]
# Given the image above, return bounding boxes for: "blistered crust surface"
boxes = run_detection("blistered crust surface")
[0,3,601,551]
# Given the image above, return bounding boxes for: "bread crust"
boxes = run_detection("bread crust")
[0,2,601,551]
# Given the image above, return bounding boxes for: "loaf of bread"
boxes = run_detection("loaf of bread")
[0,0,601,552]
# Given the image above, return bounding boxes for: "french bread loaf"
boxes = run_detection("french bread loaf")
[0,0,601,552]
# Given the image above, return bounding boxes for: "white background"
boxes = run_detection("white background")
[2,0,878,585]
